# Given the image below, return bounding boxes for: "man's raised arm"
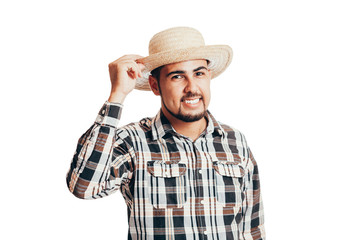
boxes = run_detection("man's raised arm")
[66,55,144,199]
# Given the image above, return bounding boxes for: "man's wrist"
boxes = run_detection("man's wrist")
[108,92,127,104]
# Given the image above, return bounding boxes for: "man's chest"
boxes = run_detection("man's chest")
[130,135,248,209]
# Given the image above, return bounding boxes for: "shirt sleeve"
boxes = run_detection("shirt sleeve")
[66,101,135,199]
[239,148,266,240]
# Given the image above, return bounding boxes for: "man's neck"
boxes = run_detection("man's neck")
[161,109,208,141]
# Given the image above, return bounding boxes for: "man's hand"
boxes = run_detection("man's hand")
[108,55,145,104]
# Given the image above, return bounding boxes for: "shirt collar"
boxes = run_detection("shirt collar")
[206,110,225,137]
[151,109,225,141]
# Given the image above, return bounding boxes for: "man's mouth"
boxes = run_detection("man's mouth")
[180,93,203,108]
[181,97,203,109]
[184,98,200,104]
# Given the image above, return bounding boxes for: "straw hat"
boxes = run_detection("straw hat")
[135,27,233,91]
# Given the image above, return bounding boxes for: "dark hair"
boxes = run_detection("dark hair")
[150,65,164,81]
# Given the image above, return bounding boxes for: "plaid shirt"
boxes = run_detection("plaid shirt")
[67,101,265,240]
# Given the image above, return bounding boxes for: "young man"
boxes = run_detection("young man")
[67,27,265,240]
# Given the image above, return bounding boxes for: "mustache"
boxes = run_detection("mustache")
[180,92,203,101]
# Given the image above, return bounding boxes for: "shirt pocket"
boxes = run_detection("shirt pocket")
[213,161,245,207]
[147,160,188,209]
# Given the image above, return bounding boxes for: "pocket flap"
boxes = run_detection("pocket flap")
[213,161,245,178]
[147,161,187,178]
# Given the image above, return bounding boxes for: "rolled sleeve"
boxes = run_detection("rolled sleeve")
[95,101,123,128]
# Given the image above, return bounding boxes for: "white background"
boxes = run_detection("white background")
[1,0,359,239]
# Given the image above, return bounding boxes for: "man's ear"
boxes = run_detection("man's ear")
[149,75,160,96]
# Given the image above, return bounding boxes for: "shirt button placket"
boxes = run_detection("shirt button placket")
[203,230,208,240]
[192,140,207,240]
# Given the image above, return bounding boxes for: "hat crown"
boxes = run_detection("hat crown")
[149,27,205,55]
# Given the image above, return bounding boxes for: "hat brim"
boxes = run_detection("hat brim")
[135,45,233,91]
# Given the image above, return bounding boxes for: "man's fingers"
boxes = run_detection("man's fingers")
[108,55,146,87]
[125,61,143,80]
[111,57,145,76]
[122,60,144,79]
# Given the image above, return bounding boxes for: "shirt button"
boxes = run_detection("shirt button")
[204,230,208,235]
[200,200,204,205]
[199,169,202,174]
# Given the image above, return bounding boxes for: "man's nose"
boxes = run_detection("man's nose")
[184,77,198,93]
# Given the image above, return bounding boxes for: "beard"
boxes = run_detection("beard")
[161,93,207,123]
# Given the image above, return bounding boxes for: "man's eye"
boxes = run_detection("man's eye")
[172,75,183,80]
[196,72,205,76]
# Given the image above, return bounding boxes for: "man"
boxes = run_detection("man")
[67,27,265,240]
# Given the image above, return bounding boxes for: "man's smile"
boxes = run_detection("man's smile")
[181,96,203,108]
[184,98,200,104]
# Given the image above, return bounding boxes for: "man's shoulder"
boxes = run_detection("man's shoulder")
[217,121,247,140]
[116,116,155,136]
[218,121,242,133]
[214,121,254,162]
[208,111,247,141]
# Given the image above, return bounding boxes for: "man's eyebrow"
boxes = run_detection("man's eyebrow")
[193,66,208,72]
[166,70,186,77]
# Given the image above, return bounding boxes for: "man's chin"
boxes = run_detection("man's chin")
[176,110,207,122]
[162,100,207,123]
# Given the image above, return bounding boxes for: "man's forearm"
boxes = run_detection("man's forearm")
[66,102,125,199]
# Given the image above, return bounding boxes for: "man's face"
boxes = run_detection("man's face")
[151,59,211,123]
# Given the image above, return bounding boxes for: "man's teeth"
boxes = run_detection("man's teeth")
[185,99,200,104]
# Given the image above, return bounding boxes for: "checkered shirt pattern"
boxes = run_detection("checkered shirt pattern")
[66,101,265,240]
